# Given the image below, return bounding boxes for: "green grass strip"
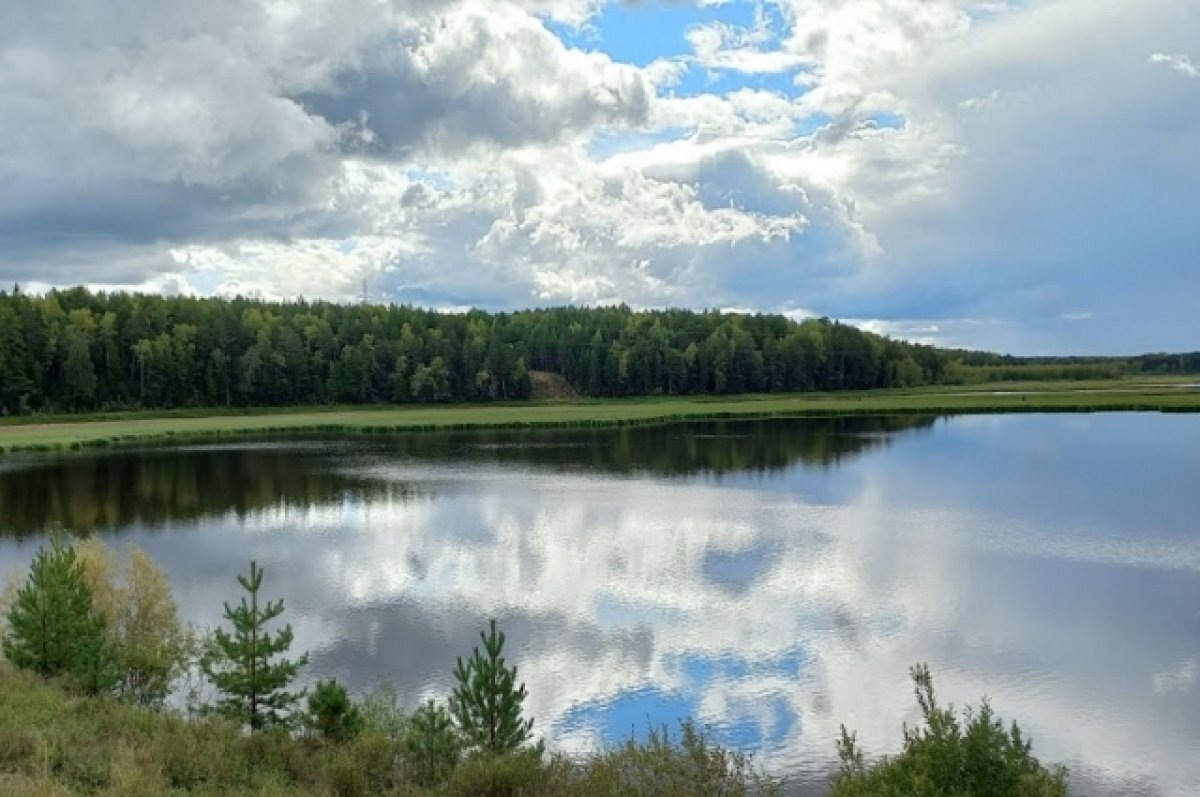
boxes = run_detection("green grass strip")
[2,379,1200,455]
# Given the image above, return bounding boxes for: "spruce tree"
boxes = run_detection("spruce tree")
[201,560,308,730]
[450,619,534,755]
[2,535,118,694]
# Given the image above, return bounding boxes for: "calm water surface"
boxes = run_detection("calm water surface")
[1,413,1198,795]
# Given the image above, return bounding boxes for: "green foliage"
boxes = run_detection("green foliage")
[4,286,1154,417]
[443,747,552,797]
[308,678,365,742]
[0,660,1069,797]
[76,538,196,707]
[71,616,122,697]
[943,362,1126,384]
[832,664,1068,797]
[0,542,1073,797]
[401,699,463,786]
[358,681,409,740]
[451,619,535,755]
[201,560,309,730]
[575,719,780,797]
[2,534,119,695]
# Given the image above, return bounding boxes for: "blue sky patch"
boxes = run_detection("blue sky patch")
[554,1,803,100]
[555,2,728,66]
[556,686,698,743]
[669,67,800,99]
[867,113,906,130]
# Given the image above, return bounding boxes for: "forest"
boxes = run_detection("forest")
[0,285,1188,415]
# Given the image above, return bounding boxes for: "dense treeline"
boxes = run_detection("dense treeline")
[0,286,955,414]
[948,352,1200,381]
[0,286,1193,415]
[1130,352,1200,374]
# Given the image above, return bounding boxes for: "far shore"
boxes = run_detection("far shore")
[2,376,1199,455]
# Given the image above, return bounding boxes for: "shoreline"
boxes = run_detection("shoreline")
[3,380,1200,455]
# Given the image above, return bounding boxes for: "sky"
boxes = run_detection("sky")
[1,0,1197,355]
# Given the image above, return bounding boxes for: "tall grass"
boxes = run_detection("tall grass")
[0,667,779,797]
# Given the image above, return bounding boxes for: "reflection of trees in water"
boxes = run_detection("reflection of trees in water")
[0,447,414,537]
[0,415,938,536]
[375,414,940,477]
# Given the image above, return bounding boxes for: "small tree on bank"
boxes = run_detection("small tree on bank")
[833,664,1068,796]
[450,619,534,755]
[76,538,194,707]
[201,560,308,730]
[402,699,462,786]
[307,678,363,742]
[2,535,117,695]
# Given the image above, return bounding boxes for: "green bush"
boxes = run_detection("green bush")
[307,678,365,742]
[322,747,371,797]
[242,728,319,784]
[156,717,256,791]
[576,720,780,797]
[833,664,1068,797]
[400,700,463,787]
[359,681,408,741]
[445,748,554,797]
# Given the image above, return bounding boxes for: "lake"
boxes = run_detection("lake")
[1,413,1198,795]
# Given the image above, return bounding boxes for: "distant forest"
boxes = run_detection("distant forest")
[0,286,1195,415]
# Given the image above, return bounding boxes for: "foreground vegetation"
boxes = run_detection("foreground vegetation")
[0,537,1070,796]
[3,286,1195,416]
[2,377,1199,454]
[0,669,777,797]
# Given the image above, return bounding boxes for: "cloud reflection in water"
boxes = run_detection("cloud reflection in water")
[0,414,1197,795]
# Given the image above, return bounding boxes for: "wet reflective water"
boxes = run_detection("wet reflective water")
[1,414,1198,795]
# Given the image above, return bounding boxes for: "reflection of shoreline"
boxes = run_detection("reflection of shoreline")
[0,416,939,535]
[358,414,941,478]
[0,446,431,538]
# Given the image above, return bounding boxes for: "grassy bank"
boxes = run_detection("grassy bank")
[0,666,780,797]
[2,377,1198,455]
[0,663,1067,797]
[0,534,1069,797]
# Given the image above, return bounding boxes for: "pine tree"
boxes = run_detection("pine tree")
[307,679,363,742]
[402,699,462,786]
[2,535,118,694]
[201,560,308,730]
[450,619,534,755]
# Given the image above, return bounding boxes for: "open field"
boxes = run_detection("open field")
[1,376,1198,455]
